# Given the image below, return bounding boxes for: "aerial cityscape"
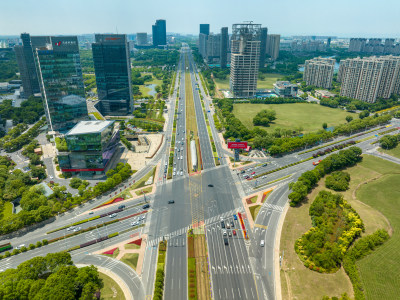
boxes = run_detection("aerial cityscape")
[1,1,400,299]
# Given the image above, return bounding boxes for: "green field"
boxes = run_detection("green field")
[121,253,139,270]
[379,145,400,159]
[233,103,354,133]
[355,157,400,299]
[1,202,13,220]
[214,73,283,90]
[98,272,125,300]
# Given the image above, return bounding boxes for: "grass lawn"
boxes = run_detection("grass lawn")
[134,186,153,196]
[233,103,354,133]
[139,85,151,97]
[121,253,139,270]
[248,195,258,204]
[214,73,283,90]
[378,145,400,159]
[103,248,119,259]
[130,167,156,190]
[249,205,261,221]
[124,243,140,250]
[1,202,13,220]
[98,272,125,300]
[354,157,400,299]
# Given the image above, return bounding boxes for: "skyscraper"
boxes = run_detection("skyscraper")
[35,36,88,132]
[206,33,221,63]
[152,19,167,47]
[303,57,335,89]
[92,34,132,116]
[266,34,280,60]
[14,33,49,97]
[200,24,210,35]
[220,27,229,68]
[230,23,261,97]
[199,33,208,59]
[259,27,268,67]
[136,33,148,45]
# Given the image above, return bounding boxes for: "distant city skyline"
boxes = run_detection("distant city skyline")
[1,0,400,37]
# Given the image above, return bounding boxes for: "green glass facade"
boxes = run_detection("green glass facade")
[35,36,88,133]
[92,34,132,116]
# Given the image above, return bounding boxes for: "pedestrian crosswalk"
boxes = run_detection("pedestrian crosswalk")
[260,203,284,212]
[211,264,252,275]
[147,226,190,247]
[204,208,244,225]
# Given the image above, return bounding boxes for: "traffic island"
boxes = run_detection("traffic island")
[241,188,274,229]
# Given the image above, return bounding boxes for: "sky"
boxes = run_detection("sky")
[1,0,400,37]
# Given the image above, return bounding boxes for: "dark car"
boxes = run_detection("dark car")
[208,184,214,187]
[142,204,150,209]
[241,170,245,174]
[224,238,229,245]
[221,221,225,228]
[118,205,125,209]
[231,221,234,228]
[168,200,175,204]
[262,163,268,167]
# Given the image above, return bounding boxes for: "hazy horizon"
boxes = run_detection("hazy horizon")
[1,0,399,38]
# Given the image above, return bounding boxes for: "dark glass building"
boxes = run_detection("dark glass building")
[152,19,167,47]
[35,36,88,133]
[220,27,229,68]
[259,27,268,67]
[92,34,132,116]
[58,120,120,176]
[14,33,49,97]
[200,24,210,35]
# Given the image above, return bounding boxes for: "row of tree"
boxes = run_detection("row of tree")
[295,190,364,272]
[288,147,363,206]
[0,163,133,235]
[0,252,103,299]
[0,96,44,125]
[379,133,400,150]
[325,171,351,191]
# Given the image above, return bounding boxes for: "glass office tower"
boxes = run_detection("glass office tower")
[35,36,89,132]
[92,34,133,116]
[152,19,167,47]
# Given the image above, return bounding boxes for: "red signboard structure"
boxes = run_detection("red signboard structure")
[228,141,248,149]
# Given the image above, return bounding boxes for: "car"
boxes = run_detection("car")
[222,230,227,236]
[180,171,183,176]
[233,214,237,220]
[262,163,268,167]
[181,147,183,151]
[180,156,183,159]
[260,240,265,247]
[224,238,229,245]
[168,200,175,204]
[49,175,53,179]
[16,244,25,250]
[109,213,117,218]
[221,221,225,228]
[243,174,249,178]
[228,231,232,237]
[89,211,94,215]
[230,221,234,228]
[177,132,179,135]
[233,230,237,236]
[67,226,75,231]
[208,184,214,187]
[226,223,230,229]
[118,205,125,209]
[73,227,81,232]
[251,171,256,175]
[142,204,150,209]
[131,221,139,226]
[139,215,145,221]
[241,170,245,174]
[173,167,176,172]
[174,162,176,165]
[182,138,184,141]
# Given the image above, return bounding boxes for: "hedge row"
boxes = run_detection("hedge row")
[46,215,101,234]
[253,157,313,180]
[153,241,167,300]
[0,240,48,260]
[312,141,356,158]
[343,229,390,300]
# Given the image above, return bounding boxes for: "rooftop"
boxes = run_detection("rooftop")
[274,81,297,88]
[66,120,114,135]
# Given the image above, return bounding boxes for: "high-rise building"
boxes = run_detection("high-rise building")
[230,23,261,97]
[200,24,210,36]
[35,36,88,132]
[14,33,49,97]
[259,27,268,67]
[136,33,148,45]
[339,55,400,103]
[303,57,335,89]
[266,34,280,60]
[58,120,120,176]
[199,33,208,59]
[206,33,221,63]
[152,19,167,47]
[92,34,132,116]
[220,27,229,68]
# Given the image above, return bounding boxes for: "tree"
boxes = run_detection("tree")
[322,123,328,129]
[359,110,370,119]
[252,109,276,126]
[379,134,399,149]
[345,116,353,123]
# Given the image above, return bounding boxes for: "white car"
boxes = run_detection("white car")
[49,175,53,179]
[131,221,140,226]
[73,227,81,232]
[180,156,183,160]
[222,230,227,236]
[16,244,25,250]
[109,213,117,218]
[67,226,75,231]
[182,138,184,141]
[173,172,176,176]
[180,171,183,176]
[173,168,176,172]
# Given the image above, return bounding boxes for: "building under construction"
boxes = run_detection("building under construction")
[229,23,261,97]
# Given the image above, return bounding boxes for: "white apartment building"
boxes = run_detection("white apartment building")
[303,57,335,89]
[339,55,400,103]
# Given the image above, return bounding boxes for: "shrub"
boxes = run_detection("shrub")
[29,244,35,250]
[4,251,10,257]
[36,241,42,247]
[42,239,48,245]
[325,171,351,191]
